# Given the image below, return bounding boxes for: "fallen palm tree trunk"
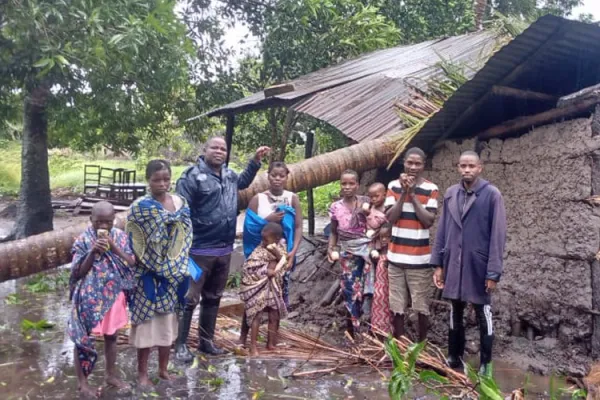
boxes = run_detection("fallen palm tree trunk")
[0,138,396,282]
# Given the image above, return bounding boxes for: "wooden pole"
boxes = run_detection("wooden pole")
[491,85,557,102]
[225,114,235,166]
[305,132,315,236]
[478,97,600,140]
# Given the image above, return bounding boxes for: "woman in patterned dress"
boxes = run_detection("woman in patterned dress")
[126,160,192,387]
[327,170,370,337]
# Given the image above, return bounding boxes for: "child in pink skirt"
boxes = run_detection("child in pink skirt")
[67,201,135,398]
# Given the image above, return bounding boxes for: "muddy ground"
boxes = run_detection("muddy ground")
[0,198,583,398]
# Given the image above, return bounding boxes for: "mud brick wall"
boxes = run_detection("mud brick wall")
[425,117,600,351]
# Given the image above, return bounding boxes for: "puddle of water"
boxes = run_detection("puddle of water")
[0,270,574,399]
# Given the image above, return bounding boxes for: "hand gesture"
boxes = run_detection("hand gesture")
[287,251,296,269]
[433,267,444,289]
[266,244,283,261]
[359,201,371,215]
[265,211,285,223]
[93,239,109,255]
[254,146,271,162]
[485,279,497,293]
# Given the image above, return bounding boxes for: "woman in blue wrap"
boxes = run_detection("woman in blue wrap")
[239,161,302,345]
[126,160,192,388]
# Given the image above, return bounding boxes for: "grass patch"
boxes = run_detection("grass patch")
[0,141,190,195]
[297,181,340,217]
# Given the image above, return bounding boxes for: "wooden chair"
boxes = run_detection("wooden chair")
[96,167,123,198]
[83,165,101,194]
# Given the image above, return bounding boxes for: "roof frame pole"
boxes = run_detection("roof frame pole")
[305,131,315,236]
[433,22,567,148]
[225,114,235,167]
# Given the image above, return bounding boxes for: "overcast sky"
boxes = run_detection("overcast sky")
[573,0,600,19]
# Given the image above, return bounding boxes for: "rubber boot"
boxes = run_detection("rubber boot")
[175,308,195,362]
[392,313,405,340]
[198,305,227,355]
[417,313,429,343]
[478,311,494,378]
[447,326,465,369]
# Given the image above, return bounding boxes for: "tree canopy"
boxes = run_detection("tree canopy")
[0,0,194,237]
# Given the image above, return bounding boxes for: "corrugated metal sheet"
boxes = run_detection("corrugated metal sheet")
[412,15,600,151]
[205,30,499,143]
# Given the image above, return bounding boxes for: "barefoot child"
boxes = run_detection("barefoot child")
[239,223,289,356]
[127,160,192,387]
[68,201,135,397]
[362,183,389,323]
[371,223,393,335]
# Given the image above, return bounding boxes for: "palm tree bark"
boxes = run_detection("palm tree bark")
[14,85,53,239]
[0,137,395,281]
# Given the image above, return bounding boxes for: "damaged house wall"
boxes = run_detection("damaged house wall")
[426,115,600,373]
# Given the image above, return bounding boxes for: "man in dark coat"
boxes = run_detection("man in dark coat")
[175,137,270,360]
[431,151,506,376]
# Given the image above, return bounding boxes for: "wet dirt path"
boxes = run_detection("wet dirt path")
[0,269,571,399]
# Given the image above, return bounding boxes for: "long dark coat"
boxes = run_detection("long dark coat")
[430,179,506,305]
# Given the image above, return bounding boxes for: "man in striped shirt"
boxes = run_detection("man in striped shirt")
[385,147,438,342]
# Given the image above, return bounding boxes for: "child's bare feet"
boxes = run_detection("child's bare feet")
[78,382,100,398]
[105,375,130,391]
[137,375,154,389]
[249,345,259,357]
[159,370,172,381]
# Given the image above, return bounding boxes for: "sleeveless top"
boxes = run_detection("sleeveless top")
[256,191,294,219]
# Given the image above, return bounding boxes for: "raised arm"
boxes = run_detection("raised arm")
[410,186,438,228]
[237,159,262,190]
[386,190,408,224]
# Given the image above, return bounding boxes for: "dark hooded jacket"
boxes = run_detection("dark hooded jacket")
[176,156,261,249]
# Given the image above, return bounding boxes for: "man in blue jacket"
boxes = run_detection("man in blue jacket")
[175,136,270,360]
[431,151,506,377]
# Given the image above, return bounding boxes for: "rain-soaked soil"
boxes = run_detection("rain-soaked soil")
[0,266,576,400]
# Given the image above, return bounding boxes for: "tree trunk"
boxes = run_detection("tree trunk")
[0,137,396,281]
[279,108,296,161]
[14,86,53,239]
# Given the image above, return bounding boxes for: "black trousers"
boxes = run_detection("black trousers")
[185,254,231,310]
[448,300,494,365]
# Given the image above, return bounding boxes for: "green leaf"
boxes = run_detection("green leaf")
[406,341,426,372]
[55,55,69,66]
[418,370,447,385]
[480,381,503,400]
[33,58,52,68]
[108,34,125,46]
